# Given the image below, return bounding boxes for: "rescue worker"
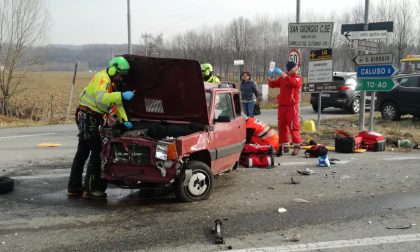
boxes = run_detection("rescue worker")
[67,56,135,199]
[267,61,303,156]
[201,63,220,84]
[246,117,279,153]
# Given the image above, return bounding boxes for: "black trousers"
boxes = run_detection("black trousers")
[67,109,106,193]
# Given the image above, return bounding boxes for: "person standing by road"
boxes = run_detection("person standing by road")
[240,71,260,118]
[267,61,302,156]
[67,56,136,200]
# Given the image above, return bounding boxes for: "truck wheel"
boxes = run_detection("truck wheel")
[175,161,213,202]
[0,176,14,194]
[348,96,360,114]
[381,102,401,121]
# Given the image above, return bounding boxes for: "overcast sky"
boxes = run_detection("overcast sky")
[45,0,365,45]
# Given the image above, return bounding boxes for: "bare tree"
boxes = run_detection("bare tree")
[0,0,49,115]
[390,0,414,64]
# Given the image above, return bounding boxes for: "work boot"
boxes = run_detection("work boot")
[82,191,107,200]
[277,147,282,157]
[292,146,300,156]
[283,146,289,153]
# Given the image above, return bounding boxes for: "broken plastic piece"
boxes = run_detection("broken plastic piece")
[213,219,224,244]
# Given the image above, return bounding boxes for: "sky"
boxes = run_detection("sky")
[45,0,365,45]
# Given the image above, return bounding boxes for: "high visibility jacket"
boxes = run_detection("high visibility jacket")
[246,118,279,151]
[79,70,128,122]
[207,75,220,84]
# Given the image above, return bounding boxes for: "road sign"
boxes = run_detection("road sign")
[353,53,393,65]
[347,39,379,53]
[310,48,332,61]
[234,60,244,65]
[344,30,387,40]
[308,60,333,83]
[288,48,301,66]
[288,22,334,48]
[302,83,338,93]
[341,21,394,34]
[357,64,397,78]
[356,78,398,91]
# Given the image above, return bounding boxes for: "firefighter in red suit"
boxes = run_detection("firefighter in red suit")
[267,61,302,156]
[246,117,279,152]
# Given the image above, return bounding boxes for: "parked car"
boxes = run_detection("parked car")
[310,72,364,114]
[375,73,420,120]
[100,55,246,202]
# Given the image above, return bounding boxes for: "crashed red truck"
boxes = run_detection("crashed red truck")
[100,55,246,202]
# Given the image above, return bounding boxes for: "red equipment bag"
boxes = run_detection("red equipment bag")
[357,131,386,151]
[242,143,274,155]
[239,154,274,168]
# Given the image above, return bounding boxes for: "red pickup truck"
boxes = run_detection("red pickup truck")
[101,55,246,202]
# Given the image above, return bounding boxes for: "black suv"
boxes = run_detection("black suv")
[375,73,420,120]
[310,72,362,114]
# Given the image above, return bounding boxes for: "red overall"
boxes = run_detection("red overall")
[268,73,302,146]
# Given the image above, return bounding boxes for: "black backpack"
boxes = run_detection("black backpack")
[304,145,328,158]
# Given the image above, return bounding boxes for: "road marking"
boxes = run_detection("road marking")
[0,133,57,139]
[383,156,420,161]
[11,173,69,180]
[225,233,420,252]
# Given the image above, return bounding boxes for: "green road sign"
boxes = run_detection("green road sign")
[356,78,398,91]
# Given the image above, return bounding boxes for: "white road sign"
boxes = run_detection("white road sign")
[344,30,387,40]
[308,60,333,83]
[347,39,379,53]
[288,22,334,48]
[234,60,244,66]
[353,53,393,65]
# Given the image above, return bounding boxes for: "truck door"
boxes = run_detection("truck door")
[211,92,245,174]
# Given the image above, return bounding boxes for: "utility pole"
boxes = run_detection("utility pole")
[141,33,152,56]
[127,0,132,54]
[296,0,301,115]
[359,0,369,130]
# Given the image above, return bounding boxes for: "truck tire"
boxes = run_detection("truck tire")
[175,161,213,202]
[0,176,14,194]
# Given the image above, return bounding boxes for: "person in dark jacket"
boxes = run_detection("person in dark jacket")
[240,71,260,117]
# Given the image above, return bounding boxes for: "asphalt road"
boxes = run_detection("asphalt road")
[1,123,420,251]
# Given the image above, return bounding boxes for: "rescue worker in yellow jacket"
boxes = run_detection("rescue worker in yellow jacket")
[67,56,135,200]
[201,63,220,84]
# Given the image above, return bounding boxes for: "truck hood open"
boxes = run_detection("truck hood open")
[121,55,209,125]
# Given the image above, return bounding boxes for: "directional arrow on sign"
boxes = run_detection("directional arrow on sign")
[356,78,399,91]
[357,64,397,78]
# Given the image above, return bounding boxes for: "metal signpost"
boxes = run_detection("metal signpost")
[305,48,334,128]
[356,59,398,130]
[288,22,334,48]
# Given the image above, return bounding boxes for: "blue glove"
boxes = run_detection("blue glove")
[267,70,274,77]
[273,68,283,75]
[122,91,135,101]
[123,121,134,129]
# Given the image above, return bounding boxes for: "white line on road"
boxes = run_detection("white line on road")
[0,133,57,139]
[225,233,420,252]
[11,173,69,180]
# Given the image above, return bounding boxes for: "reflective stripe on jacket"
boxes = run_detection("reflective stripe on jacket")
[79,70,128,122]
[207,75,220,84]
